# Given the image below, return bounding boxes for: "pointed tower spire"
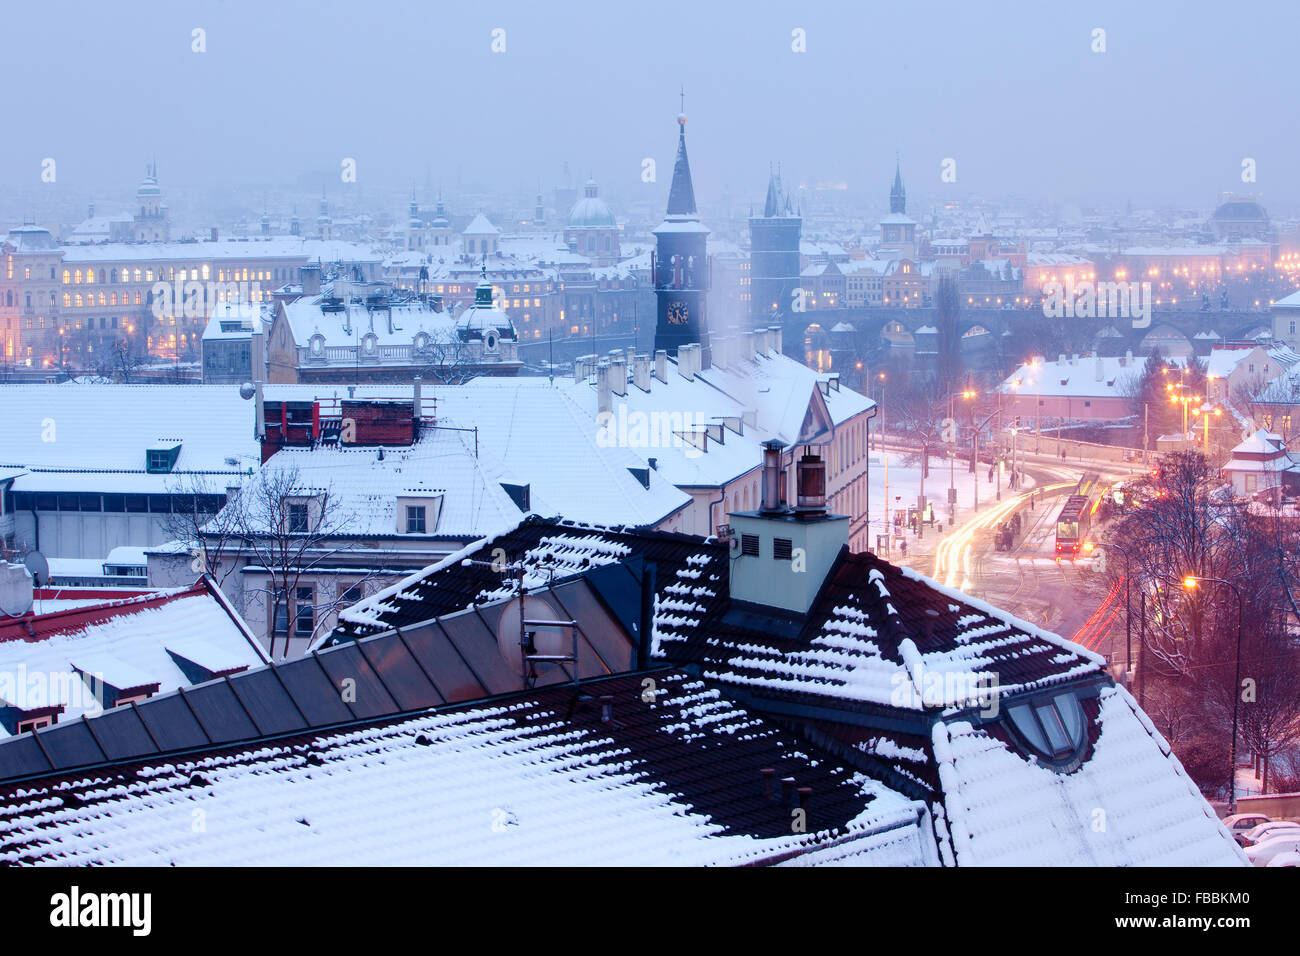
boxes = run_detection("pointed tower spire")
[666,106,698,219]
[890,154,906,215]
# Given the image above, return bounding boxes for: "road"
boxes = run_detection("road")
[921,455,1146,662]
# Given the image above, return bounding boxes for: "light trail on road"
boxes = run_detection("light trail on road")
[933,481,1076,590]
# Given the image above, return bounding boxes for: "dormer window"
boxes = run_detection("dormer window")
[288,502,309,533]
[146,442,181,474]
[397,494,442,534]
[406,505,427,533]
[1006,691,1088,768]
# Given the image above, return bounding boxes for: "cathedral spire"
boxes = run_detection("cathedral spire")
[665,110,698,219]
[890,155,906,215]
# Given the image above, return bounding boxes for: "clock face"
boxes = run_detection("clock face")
[668,301,689,326]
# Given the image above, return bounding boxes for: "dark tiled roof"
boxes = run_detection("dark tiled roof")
[0,671,925,866]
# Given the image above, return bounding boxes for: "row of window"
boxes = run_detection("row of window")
[272,583,363,637]
[58,265,285,285]
[9,491,225,514]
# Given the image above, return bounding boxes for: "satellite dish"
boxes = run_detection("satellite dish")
[23,550,49,589]
[494,593,567,664]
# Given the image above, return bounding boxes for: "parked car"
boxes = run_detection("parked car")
[1222,812,1272,845]
[1241,821,1300,846]
[1245,834,1300,867]
[1267,851,1300,867]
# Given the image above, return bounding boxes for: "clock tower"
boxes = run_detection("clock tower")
[653,108,710,364]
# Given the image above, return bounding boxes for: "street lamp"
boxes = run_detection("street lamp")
[1182,574,1245,813]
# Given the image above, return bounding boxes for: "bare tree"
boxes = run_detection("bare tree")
[224,462,357,656]
[159,473,245,587]
[419,327,474,385]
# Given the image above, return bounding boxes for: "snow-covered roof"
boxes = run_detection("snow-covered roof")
[0,580,266,734]
[235,429,523,541]
[931,686,1245,866]
[462,213,500,236]
[59,238,383,264]
[261,384,691,529]
[999,355,1149,399]
[0,669,930,866]
[0,385,259,494]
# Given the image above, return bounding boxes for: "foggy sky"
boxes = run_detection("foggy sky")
[7,0,1300,216]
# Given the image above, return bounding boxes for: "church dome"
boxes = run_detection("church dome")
[567,180,616,229]
[1213,198,1268,222]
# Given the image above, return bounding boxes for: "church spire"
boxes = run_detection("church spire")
[665,108,698,219]
[890,155,906,215]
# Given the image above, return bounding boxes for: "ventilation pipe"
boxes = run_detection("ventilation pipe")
[596,360,612,416]
[760,439,788,514]
[654,349,669,384]
[633,354,651,391]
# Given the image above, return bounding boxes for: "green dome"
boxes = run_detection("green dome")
[567,180,616,229]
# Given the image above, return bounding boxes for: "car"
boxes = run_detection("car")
[1267,851,1300,867]
[1222,812,1272,844]
[1244,834,1300,867]
[1241,821,1300,846]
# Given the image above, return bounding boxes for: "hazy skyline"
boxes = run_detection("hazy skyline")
[6,0,1299,215]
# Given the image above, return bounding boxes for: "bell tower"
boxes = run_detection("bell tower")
[653,101,710,364]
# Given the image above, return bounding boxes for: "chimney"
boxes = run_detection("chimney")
[600,695,613,723]
[760,440,787,513]
[757,328,770,354]
[596,360,612,415]
[1058,353,1067,366]
[795,453,827,514]
[1124,348,1133,367]
[712,333,729,368]
[760,768,776,801]
[1071,353,1078,366]
[1095,356,1104,382]
[780,777,796,808]
[210,227,219,242]
[740,331,755,361]
[301,265,322,296]
[413,376,422,421]
[654,349,669,384]
[611,357,628,396]
[254,381,266,439]
[250,326,266,383]
[679,344,695,381]
[633,354,651,391]
[797,786,812,809]
[769,326,783,355]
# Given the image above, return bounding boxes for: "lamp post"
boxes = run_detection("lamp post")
[879,373,888,547]
[1183,574,1245,813]
[949,389,975,525]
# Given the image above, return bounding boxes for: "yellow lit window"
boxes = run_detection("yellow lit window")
[63,270,70,284]
[201,264,210,280]
[63,293,71,307]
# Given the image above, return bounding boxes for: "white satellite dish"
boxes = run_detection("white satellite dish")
[23,550,49,589]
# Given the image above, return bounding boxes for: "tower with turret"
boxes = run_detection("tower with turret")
[749,165,801,325]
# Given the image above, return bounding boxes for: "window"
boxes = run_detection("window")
[341,584,362,605]
[274,598,289,635]
[406,505,427,533]
[1006,692,1087,765]
[16,715,54,734]
[295,586,314,636]
[741,533,760,556]
[288,502,309,533]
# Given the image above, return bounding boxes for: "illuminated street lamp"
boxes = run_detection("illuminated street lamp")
[1182,575,1245,812]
